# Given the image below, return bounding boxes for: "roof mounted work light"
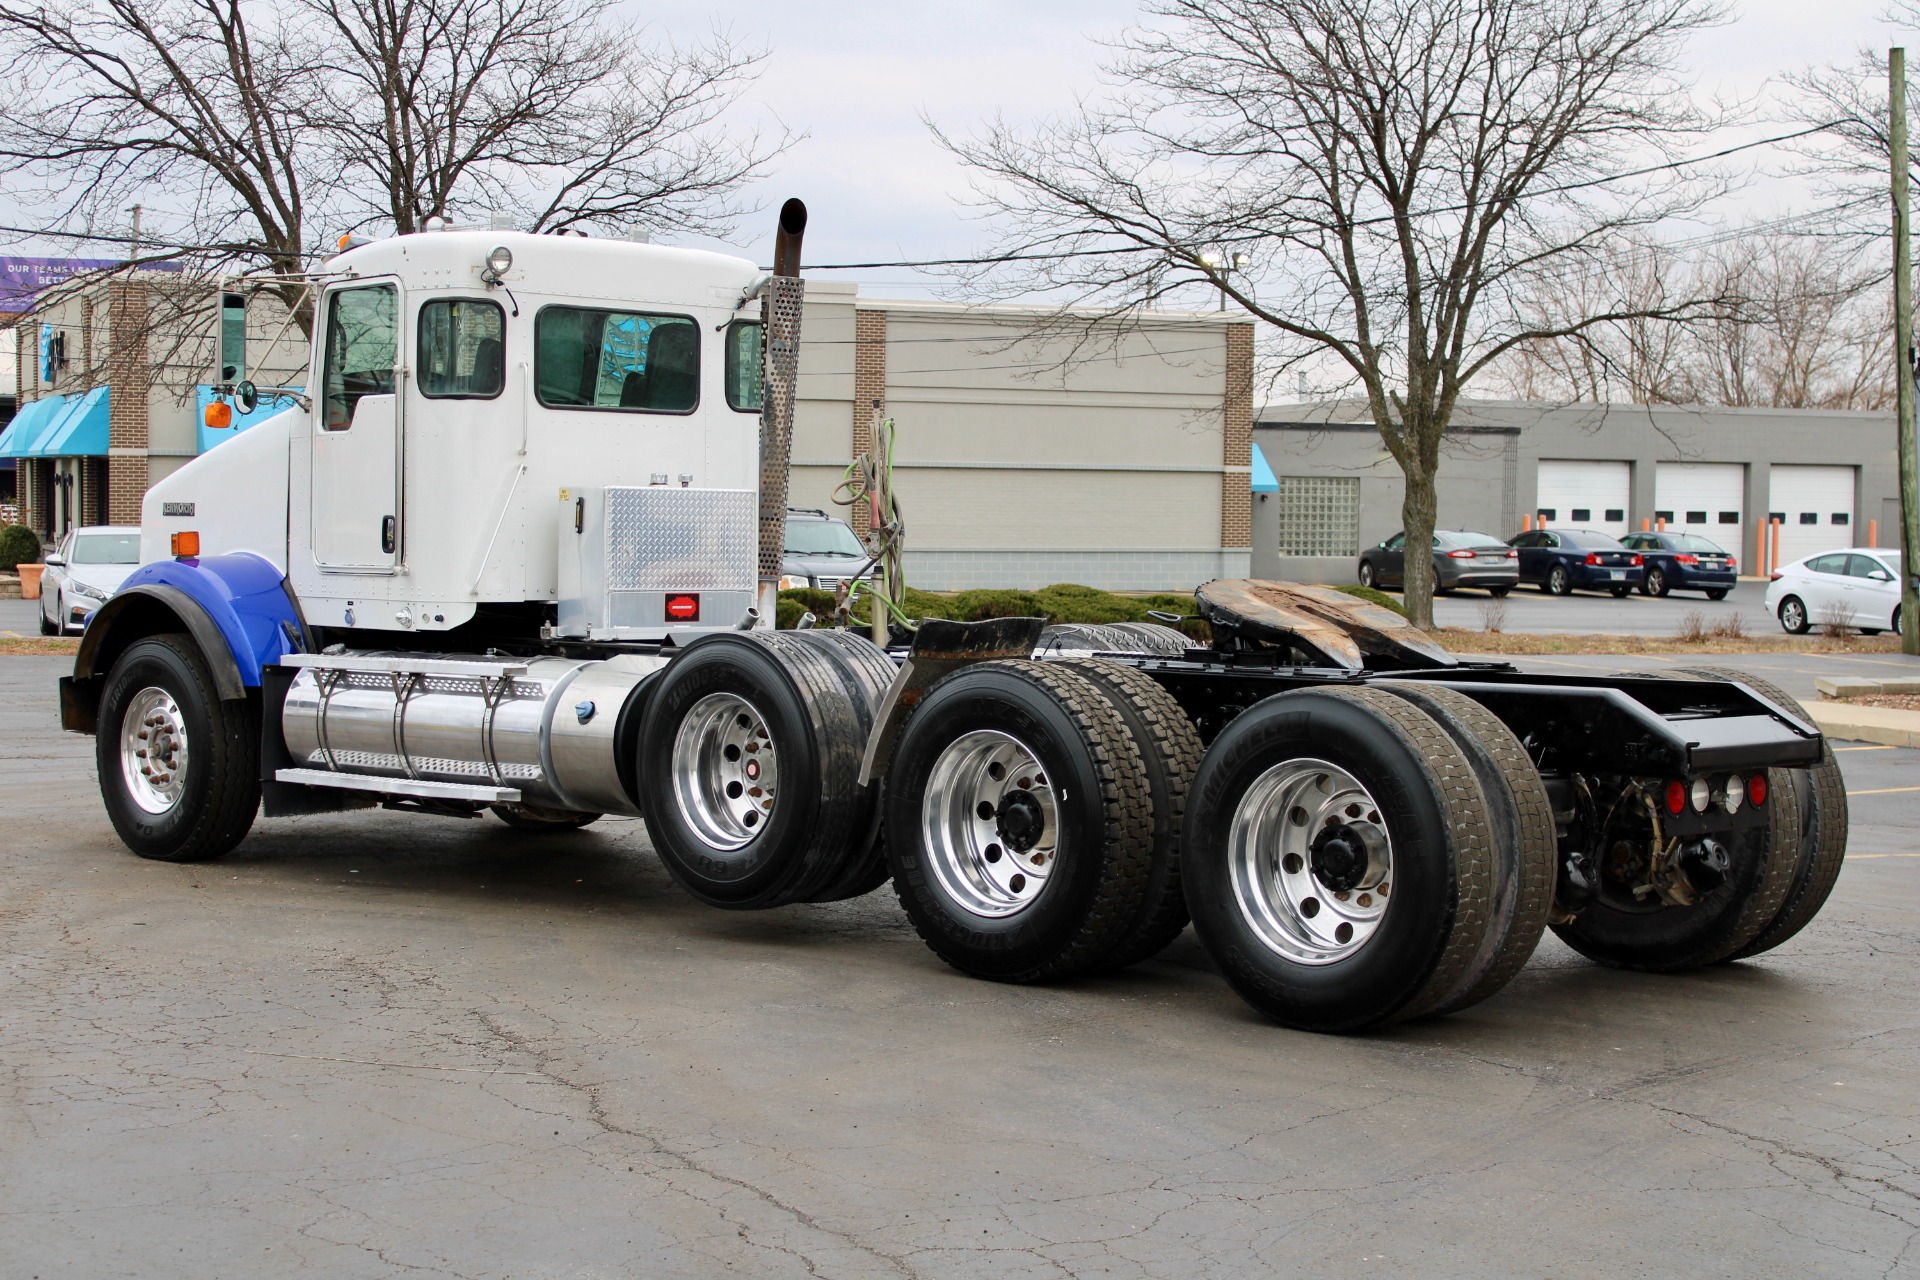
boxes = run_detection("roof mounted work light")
[482,245,513,283]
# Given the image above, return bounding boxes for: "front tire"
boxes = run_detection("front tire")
[1181,687,1494,1033]
[39,601,58,635]
[1778,595,1810,634]
[96,633,259,862]
[1358,561,1377,590]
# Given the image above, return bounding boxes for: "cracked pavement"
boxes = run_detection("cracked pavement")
[2,655,1916,1278]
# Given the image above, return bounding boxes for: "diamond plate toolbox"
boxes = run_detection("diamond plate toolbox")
[605,487,757,591]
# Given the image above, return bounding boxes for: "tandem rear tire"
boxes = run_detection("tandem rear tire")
[1180,686,1495,1033]
[636,632,878,909]
[96,633,259,862]
[884,660,1157,983]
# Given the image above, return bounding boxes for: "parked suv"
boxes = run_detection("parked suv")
[1620,530,1737,599]
[779,508,871,591]
[1508,527,1643,597]
[1357,529,1517,595]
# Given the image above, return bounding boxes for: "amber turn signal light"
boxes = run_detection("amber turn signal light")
[171,531,200,558]
[204,401,233,429]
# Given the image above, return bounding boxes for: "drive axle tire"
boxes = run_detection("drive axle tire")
[885,660,1155,983]
[1181,687,1494,1033]
[1052,658,1205,969]
[1378,684,1555,1016]
[788,629,898,903]
[491,804,601,830]
[1664,667,1848,961]
[97,633,259,862]
[637,633,874,909]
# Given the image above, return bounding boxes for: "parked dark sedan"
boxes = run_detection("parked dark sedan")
[1620,531,1737,599]
[1357,529,1518,595]
[1507,527,1643,597]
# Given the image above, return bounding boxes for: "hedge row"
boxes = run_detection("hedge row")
[774,581,1408,634]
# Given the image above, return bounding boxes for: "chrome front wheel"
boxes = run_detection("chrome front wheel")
[921,729,1059,919]
[670,692,779,853]
[1227,757,1392,965]
[119,685,191,815]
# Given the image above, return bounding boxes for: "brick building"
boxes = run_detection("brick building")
[3,270,305,541]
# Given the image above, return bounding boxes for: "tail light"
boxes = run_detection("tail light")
[1447,548,1475,559]
[1690,777,1712,812]
[1748,773,1768,807]
[1673,553,1697,566]
[1506,548,1518,559]
[1769,571,1782,582]
[1728,557,1737,570]
[1722,773,1745,813]
[1665,780,1687,814]
[1585,552,1601,566]
[1630,554,1643,567]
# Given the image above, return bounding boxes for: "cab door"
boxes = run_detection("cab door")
[311,281,402,572]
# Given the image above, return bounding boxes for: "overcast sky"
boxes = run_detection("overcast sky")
[653,0,1909,294]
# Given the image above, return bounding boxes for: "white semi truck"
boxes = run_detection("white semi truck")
[59,202,1847,1033]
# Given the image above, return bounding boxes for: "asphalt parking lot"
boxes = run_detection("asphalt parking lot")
[2,653,1916,1278]
[1423,578,1797,636]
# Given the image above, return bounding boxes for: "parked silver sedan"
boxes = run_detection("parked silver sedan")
[1357,529,1519,595]
[39,526,141,635]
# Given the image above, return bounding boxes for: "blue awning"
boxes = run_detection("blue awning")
[196,384,302,454]
[1251,442,1278,493]
[27,386,109,458]
[0,394,64,458]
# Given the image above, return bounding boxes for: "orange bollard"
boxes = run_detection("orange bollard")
[1756,518,1767,575]
[1869,517,1879,547]
[1641,517,1651,532]
[1522,512,1533,531]
[1657,516,1667,532]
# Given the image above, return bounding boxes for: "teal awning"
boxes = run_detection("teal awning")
[0,394,64,458]
[1251,441,1278,493]
[30,386,109,458]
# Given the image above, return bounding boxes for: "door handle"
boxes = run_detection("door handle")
[381,516,396,553]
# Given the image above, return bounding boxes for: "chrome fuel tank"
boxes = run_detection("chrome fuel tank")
[280,651,663,814]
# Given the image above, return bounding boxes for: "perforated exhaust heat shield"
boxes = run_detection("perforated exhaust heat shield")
[758,199,808,606]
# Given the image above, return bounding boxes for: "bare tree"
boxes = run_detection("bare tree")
[938,0,1727,626]
[298,0,781,236]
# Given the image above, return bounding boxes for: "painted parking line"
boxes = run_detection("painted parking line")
[1834,744,1899,752]
[1845,786,1920,797]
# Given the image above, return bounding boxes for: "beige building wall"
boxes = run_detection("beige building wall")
[792,285,1251,591]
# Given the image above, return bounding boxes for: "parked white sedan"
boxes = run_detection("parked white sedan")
[1765,548,1904,635]
[38,526,141,635]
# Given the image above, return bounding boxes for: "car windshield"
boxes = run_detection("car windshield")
[70,533,140,564]
[1561,530,1627,551]
[784,519,865,558]
[1669,535,1727,554]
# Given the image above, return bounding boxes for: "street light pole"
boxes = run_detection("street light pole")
[1892,49,1919,655]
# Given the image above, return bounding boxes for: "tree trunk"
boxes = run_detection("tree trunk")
[1400,467,1440,630]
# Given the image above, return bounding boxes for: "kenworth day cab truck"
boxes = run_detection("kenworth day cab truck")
[59,202,1847,1033]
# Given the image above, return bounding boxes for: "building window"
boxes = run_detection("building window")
[1275,476,1359,557]
[1718,511,1739,523]
[419,299,506,399]
[1686,510,1706,524]
[1605,508,1624,522]
[1654,509,1673,523]
[1536,508,1556,522]
[220,293,246,381]
[1571,507,1591,522]
[1832,512,1849,525]
[725,320,763,412]
[1799,512,1818,525]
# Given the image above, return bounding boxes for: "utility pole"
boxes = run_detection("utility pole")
[126,204,141,262]
[1894,49,1920,655]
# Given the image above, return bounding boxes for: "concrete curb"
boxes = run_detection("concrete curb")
[1807,701,1920,748]
[1817,675,1920,698]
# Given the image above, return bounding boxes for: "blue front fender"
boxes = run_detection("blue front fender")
[76,552,306,696]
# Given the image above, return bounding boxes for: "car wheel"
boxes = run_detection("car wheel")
[1358,561,1376,590]
[97,633,260,861]
[1547,564,1571,596]
[39,599,58,635]
[1646,568,1668,597]
[1488,586,1511,598]
[1705,589,1729,601]
[1778,595,1810,635]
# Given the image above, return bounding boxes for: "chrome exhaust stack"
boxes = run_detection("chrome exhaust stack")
[756,198,807,625]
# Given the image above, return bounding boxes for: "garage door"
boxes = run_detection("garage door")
[1535,460,1630,538]
[1768,465,1855,565]
[1654,462,1744,542]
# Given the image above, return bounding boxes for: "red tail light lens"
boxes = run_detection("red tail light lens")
[1506,548,1518,559]
[1665,780,1687,814]
[1728,557,1737,570]
[1674,554,1698,565]
[1447,548,1475,558]
[1748,773,1767,807]
[1769,572,1782,582]
[1585,552,1601,566]
[1630,554,1643,567]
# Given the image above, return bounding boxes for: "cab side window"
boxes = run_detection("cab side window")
[726,320,763,412]
[321,285,398,430]
[535,306,699,413]
[419,300,506,399]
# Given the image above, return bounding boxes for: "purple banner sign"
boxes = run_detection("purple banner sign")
[0,256,183,310]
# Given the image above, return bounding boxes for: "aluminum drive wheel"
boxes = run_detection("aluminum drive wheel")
[120,685,191,815]
[922,729,1059,918]
[670,692,778,852]
[1228,757,1392,964]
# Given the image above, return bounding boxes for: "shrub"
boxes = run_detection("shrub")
[0,523,42,570]
[1676,610,1708,643]
[1335,583,1409,619]
[947,588,1044,621]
